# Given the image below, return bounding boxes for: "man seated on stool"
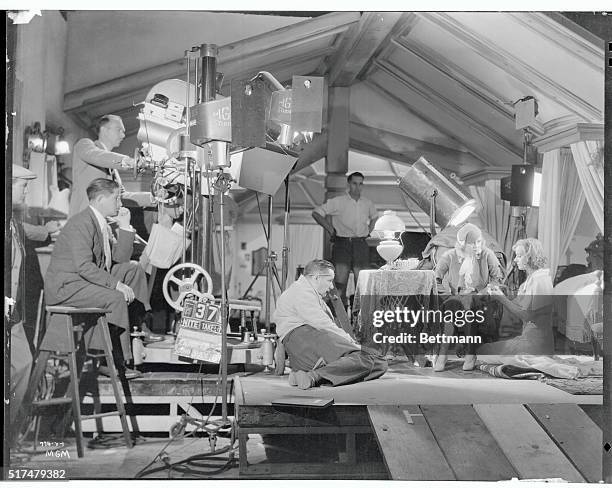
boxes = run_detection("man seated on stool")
[44,178,159,379]
[273,259,387,389]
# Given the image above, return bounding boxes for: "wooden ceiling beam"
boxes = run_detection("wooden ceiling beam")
[421,12,602,122]
[369,66,520,167]
[364,78,509,167]
[349,121,486,174]
[326,12,404,86]
[375,59,523,161]
[64,12,360,120]
[390,36,545,135]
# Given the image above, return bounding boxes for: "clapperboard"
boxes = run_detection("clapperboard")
[174,296,222,363]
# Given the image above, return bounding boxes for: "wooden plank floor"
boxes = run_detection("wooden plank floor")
[367,403,604,482]
[8,359,604,479]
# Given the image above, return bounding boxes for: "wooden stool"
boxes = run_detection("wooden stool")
[19,306,133,457]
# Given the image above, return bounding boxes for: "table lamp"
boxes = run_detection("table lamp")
[373,210,405,264]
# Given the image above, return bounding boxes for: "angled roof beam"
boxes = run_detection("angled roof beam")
[420,12,602,122]
[325,12,405,86]
[365,76,516,167]
[64,12,361,117]
[510,13,604,73]
[375,59,523,161]
[390,36,543,136]
[349,121,486,174]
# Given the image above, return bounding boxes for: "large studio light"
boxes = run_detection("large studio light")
[398,157,478,234]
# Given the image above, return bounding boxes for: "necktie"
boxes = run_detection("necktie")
[102,223,112,271]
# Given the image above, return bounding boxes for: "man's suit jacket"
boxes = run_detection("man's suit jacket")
[69,139,126,217]
[45,207,135,305]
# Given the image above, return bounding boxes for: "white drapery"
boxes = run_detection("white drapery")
[537,148,585,279]
[570,140,604,234]
[469,180,519,265]
[285,224,324,287]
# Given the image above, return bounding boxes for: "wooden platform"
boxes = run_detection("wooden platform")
[233,360,604,480]
[11,359,604,480]
[81,371,240,433]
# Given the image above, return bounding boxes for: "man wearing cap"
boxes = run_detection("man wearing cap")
[312,172,378,307]
[8,164,59,432]
[433,223,504,371]
[69,115,135,217]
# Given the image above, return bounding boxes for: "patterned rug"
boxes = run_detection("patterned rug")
[543,377,603,395]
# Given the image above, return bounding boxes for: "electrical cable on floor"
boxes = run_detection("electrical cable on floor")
[134,363,229,478]
[136,443,235,478]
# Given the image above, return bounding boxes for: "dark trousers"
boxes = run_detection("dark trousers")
[42,262,149,361]
[332,237,370,306]
[283,325,387,387]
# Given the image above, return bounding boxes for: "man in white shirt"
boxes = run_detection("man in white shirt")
[44,178,151,378]
[312,172,378,306]
[69,115,135,217]
[273,259,387,389]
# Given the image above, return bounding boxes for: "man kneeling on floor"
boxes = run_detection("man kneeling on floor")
[273,259,387,389]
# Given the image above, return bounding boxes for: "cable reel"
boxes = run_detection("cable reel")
[162,263,214,311]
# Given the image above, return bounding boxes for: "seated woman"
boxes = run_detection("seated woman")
[433,223,504,372]
[479,237,554,357]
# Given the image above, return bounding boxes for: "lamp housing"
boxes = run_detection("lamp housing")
[399,157,478,230]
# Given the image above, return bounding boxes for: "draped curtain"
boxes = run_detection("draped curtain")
[570,140,604,234]
[537,148,585,278]
[285,224,323,287]
[468,180,519,267]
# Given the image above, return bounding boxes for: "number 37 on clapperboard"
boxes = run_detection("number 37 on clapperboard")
[174,296,223,363]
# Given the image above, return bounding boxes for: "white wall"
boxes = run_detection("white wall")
[12,12,88,171]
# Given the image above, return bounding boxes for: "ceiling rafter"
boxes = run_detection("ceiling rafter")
[508,13,604,73]
[420,12,602,122]
[370,63,522,167]
[390,36,544,136]
[324,12,404,87]
[349,121,485,174]
[64,12,360,121]
[359,13,421,81]
[376,59,523,160]
[362,79,498,168]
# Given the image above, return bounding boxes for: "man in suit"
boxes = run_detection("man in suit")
[69,115,135,217]
[44,178,151,377]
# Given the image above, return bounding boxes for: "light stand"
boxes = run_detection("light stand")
[280,176,291,290]
[212,171,233,425]
[264,195,282,334]
[429,189,438,237]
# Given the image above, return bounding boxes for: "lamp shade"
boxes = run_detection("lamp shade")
[399,157,478,229]
[372,210,405,239]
